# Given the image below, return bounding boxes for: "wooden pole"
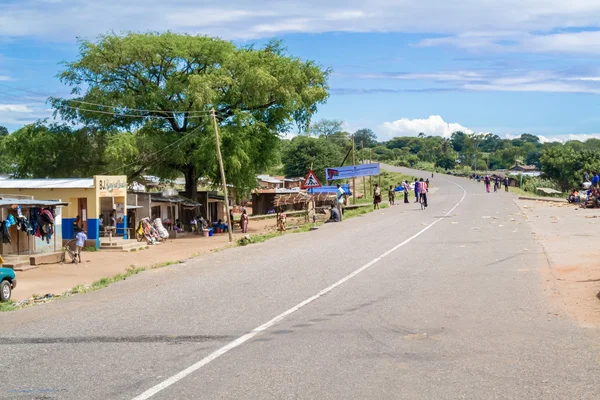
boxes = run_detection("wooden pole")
[352,135,356,205]
[211,109,234,243]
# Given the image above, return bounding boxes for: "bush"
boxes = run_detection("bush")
[521,176,563,195]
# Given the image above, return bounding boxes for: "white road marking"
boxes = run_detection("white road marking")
[132,181,467,400]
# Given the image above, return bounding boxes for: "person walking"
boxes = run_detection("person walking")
[373,184,382,210]
[425,178,430,192]
[336,184,345,221]
[419,178,428,208]
[593,172,600,188]
[75,229,87,263]
[240,209,249,233]
[403,180,410,203]
[484,175,491,193]
[504,176,509,192]
[388,185,395,206]
[414,178,420,203]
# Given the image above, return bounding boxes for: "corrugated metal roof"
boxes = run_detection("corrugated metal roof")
[0,198,69,207]
[0,178,94,189]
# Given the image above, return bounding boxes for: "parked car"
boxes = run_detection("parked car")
[0,267,17,301]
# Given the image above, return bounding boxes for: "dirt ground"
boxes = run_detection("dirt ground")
[516,198,600,328]
[12,214,307,302]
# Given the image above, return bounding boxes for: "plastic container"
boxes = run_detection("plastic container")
[202,229,209,238]
[208,229,213,237]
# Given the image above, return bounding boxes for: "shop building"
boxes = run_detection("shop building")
[0,175,128,248]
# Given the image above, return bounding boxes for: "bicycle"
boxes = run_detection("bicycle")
[62,239,79,264]
[420,193,428,210]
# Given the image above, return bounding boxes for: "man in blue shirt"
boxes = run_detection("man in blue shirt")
[593,172,599,188]
[75,229,87,263]
[414,178,420,203]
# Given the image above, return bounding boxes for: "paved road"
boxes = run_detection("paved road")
[1,167,599,399]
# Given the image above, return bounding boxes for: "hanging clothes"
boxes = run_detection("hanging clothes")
[0,221,11,244]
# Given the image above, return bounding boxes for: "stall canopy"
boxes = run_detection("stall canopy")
[273,192,336,207]
[149,194,202,207]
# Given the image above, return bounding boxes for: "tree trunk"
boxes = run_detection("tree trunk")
[184,164,198,200]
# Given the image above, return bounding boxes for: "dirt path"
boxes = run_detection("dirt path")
[516,199,600,328]
[12,215,307,301]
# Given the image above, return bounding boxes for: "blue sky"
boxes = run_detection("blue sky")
[3,0,600,142]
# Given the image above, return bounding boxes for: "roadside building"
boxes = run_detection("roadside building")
[509,165,541,177]
[0,175,128,248]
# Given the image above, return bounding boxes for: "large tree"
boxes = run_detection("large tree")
[52,33,329,198]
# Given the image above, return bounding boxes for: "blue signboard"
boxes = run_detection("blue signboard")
[308,184,351,195]
[325,163,380,180]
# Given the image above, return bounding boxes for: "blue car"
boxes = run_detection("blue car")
[0,267,17,301]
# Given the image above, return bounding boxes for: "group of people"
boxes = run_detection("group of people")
[189,210,249,234]
[477,175,510,193]
[373,177,430,209]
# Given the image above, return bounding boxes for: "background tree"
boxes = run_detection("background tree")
[435,155,455,170]
[451,131,467,153]
[282,136,342,182]
[0,125,10,174]
[353,128,377,149]
[309,119,343,138]
[51,33,330,198]
[540,146,600,191]
[4,122,109,178]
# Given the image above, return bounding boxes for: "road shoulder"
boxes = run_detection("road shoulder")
[516,199,600,328]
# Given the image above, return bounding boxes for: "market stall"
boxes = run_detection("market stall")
[0,196,68,267]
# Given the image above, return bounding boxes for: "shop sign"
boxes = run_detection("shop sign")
[98,177,127,197]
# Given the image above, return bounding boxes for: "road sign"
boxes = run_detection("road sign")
[301,170,322,189]
[325,163,380,180]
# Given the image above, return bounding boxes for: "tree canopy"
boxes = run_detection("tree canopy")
[282,136,342,182]
[354,128,377,149]
[51,32,330,197]
[308,119,343,138]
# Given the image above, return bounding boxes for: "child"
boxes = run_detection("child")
[75,229,87,263]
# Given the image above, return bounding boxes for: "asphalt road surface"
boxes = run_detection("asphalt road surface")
[1,166,599,399]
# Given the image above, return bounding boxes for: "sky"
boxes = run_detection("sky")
[3,1,600,142]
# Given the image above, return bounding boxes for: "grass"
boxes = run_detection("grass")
[237,231,283,246]
[0,301,17,311]
[0,262,182,312]
[84,246,98,252]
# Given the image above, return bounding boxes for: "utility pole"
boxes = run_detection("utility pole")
[369,148,373,197]
[211,108,233,243]
[362,141,366,198]
[352,134,356,205]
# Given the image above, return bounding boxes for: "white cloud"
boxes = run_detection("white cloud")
[351,67,600,95]
[380,115,473,140]
[3,0,600,48]
[0,104,32,112]
[0,76,12,81]
[419,30,600,55]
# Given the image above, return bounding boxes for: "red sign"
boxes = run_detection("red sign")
[301,170,322,189]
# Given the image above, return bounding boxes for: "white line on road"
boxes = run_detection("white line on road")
[132,181,467,400]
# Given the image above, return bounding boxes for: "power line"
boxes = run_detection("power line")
[19,126,203,188]
[99,125,203,176]
[0,83,216,115]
